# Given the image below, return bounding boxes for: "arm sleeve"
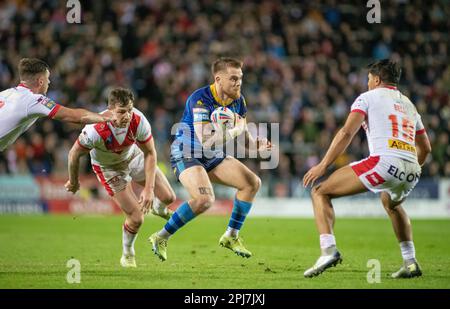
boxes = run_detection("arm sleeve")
[415,113,426,135]
[136,116,153,144]
[27,95,61,118]
[350,95,369,117]
[192,98,211,124]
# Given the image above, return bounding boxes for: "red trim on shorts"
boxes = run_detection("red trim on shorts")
[351,109,367,117]
[123,223,137,234]
[92,164,114,196]
[137,134,152,144]
[351,156,380,176]
[48,104,61,119]
[416,129,426,135]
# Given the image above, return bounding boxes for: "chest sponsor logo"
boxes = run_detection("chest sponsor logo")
[0,100,4,109]
[388,139,416,153]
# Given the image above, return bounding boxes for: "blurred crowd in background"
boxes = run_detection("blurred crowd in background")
[0,0,449,197]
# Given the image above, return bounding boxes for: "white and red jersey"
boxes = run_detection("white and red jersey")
[0,84,61,151]
[77,108,152,167]
[350,86,426,163]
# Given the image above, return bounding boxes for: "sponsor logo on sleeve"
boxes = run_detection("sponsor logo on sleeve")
[40,97,57,110]
[193,108,210,122]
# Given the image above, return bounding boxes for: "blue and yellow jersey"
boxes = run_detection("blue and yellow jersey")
[171,84,247,159]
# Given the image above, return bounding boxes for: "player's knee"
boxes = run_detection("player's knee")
[244,174,261,194]
[311,184,332,205]
[130,212,144,228]
[250,174,261,193]
[161,189,176,205]
[381,193,400,212]
[192,195,215,211]
[311,185,324,197]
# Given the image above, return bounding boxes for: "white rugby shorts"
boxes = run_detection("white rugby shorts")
[91,147,146,196]
[350,155,421,202]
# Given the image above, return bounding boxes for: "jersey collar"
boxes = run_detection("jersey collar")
[210,84,234,106]
[17,83,32,90]
[381,85,397,90]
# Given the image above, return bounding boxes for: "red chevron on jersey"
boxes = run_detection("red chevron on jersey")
[94,113,142,154]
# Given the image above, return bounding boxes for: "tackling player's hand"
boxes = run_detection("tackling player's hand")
[139,190,154,214]
[65,180,80,194]
[101,110,115,123]
[231,114,247,136]
[257,137,272,152]
[303,163,327,188]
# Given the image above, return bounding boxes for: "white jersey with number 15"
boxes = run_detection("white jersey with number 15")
[350,86,426,163]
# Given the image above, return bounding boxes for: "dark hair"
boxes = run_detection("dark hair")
[367,59,402,85]
[18,58,49,81]
[108,88,134,108]
[211,57,243,75]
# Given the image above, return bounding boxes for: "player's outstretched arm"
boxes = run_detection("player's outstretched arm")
[303,112,364,187]
[53,106,114,124]
[415,132,432,166]
[137,138,157,214]
[65,141,90,194]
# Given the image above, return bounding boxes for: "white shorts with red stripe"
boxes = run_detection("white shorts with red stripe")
[91,147,147,196]
[350,155,421,202]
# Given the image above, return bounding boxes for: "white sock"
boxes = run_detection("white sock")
[400,241,415,262]
[320,234,336,255]
[122,224,138,256]
[224,227,239,237]
[153,198,168,215]
[157,228,172,240]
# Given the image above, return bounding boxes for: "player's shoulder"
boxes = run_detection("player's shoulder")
[0,87,14,97]
[13,86,50,104]
[131,107,151,125]
[358,89,378,99]
[187,85,213,105]
[132,107,146,118]
[238,94,246,105]
[82,123,100,136]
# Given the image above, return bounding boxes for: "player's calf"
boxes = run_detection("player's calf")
[121,211,144,260]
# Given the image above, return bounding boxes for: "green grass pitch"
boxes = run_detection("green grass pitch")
[0,215,449,288]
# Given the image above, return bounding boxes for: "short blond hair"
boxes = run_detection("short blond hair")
[211,57,243,76]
